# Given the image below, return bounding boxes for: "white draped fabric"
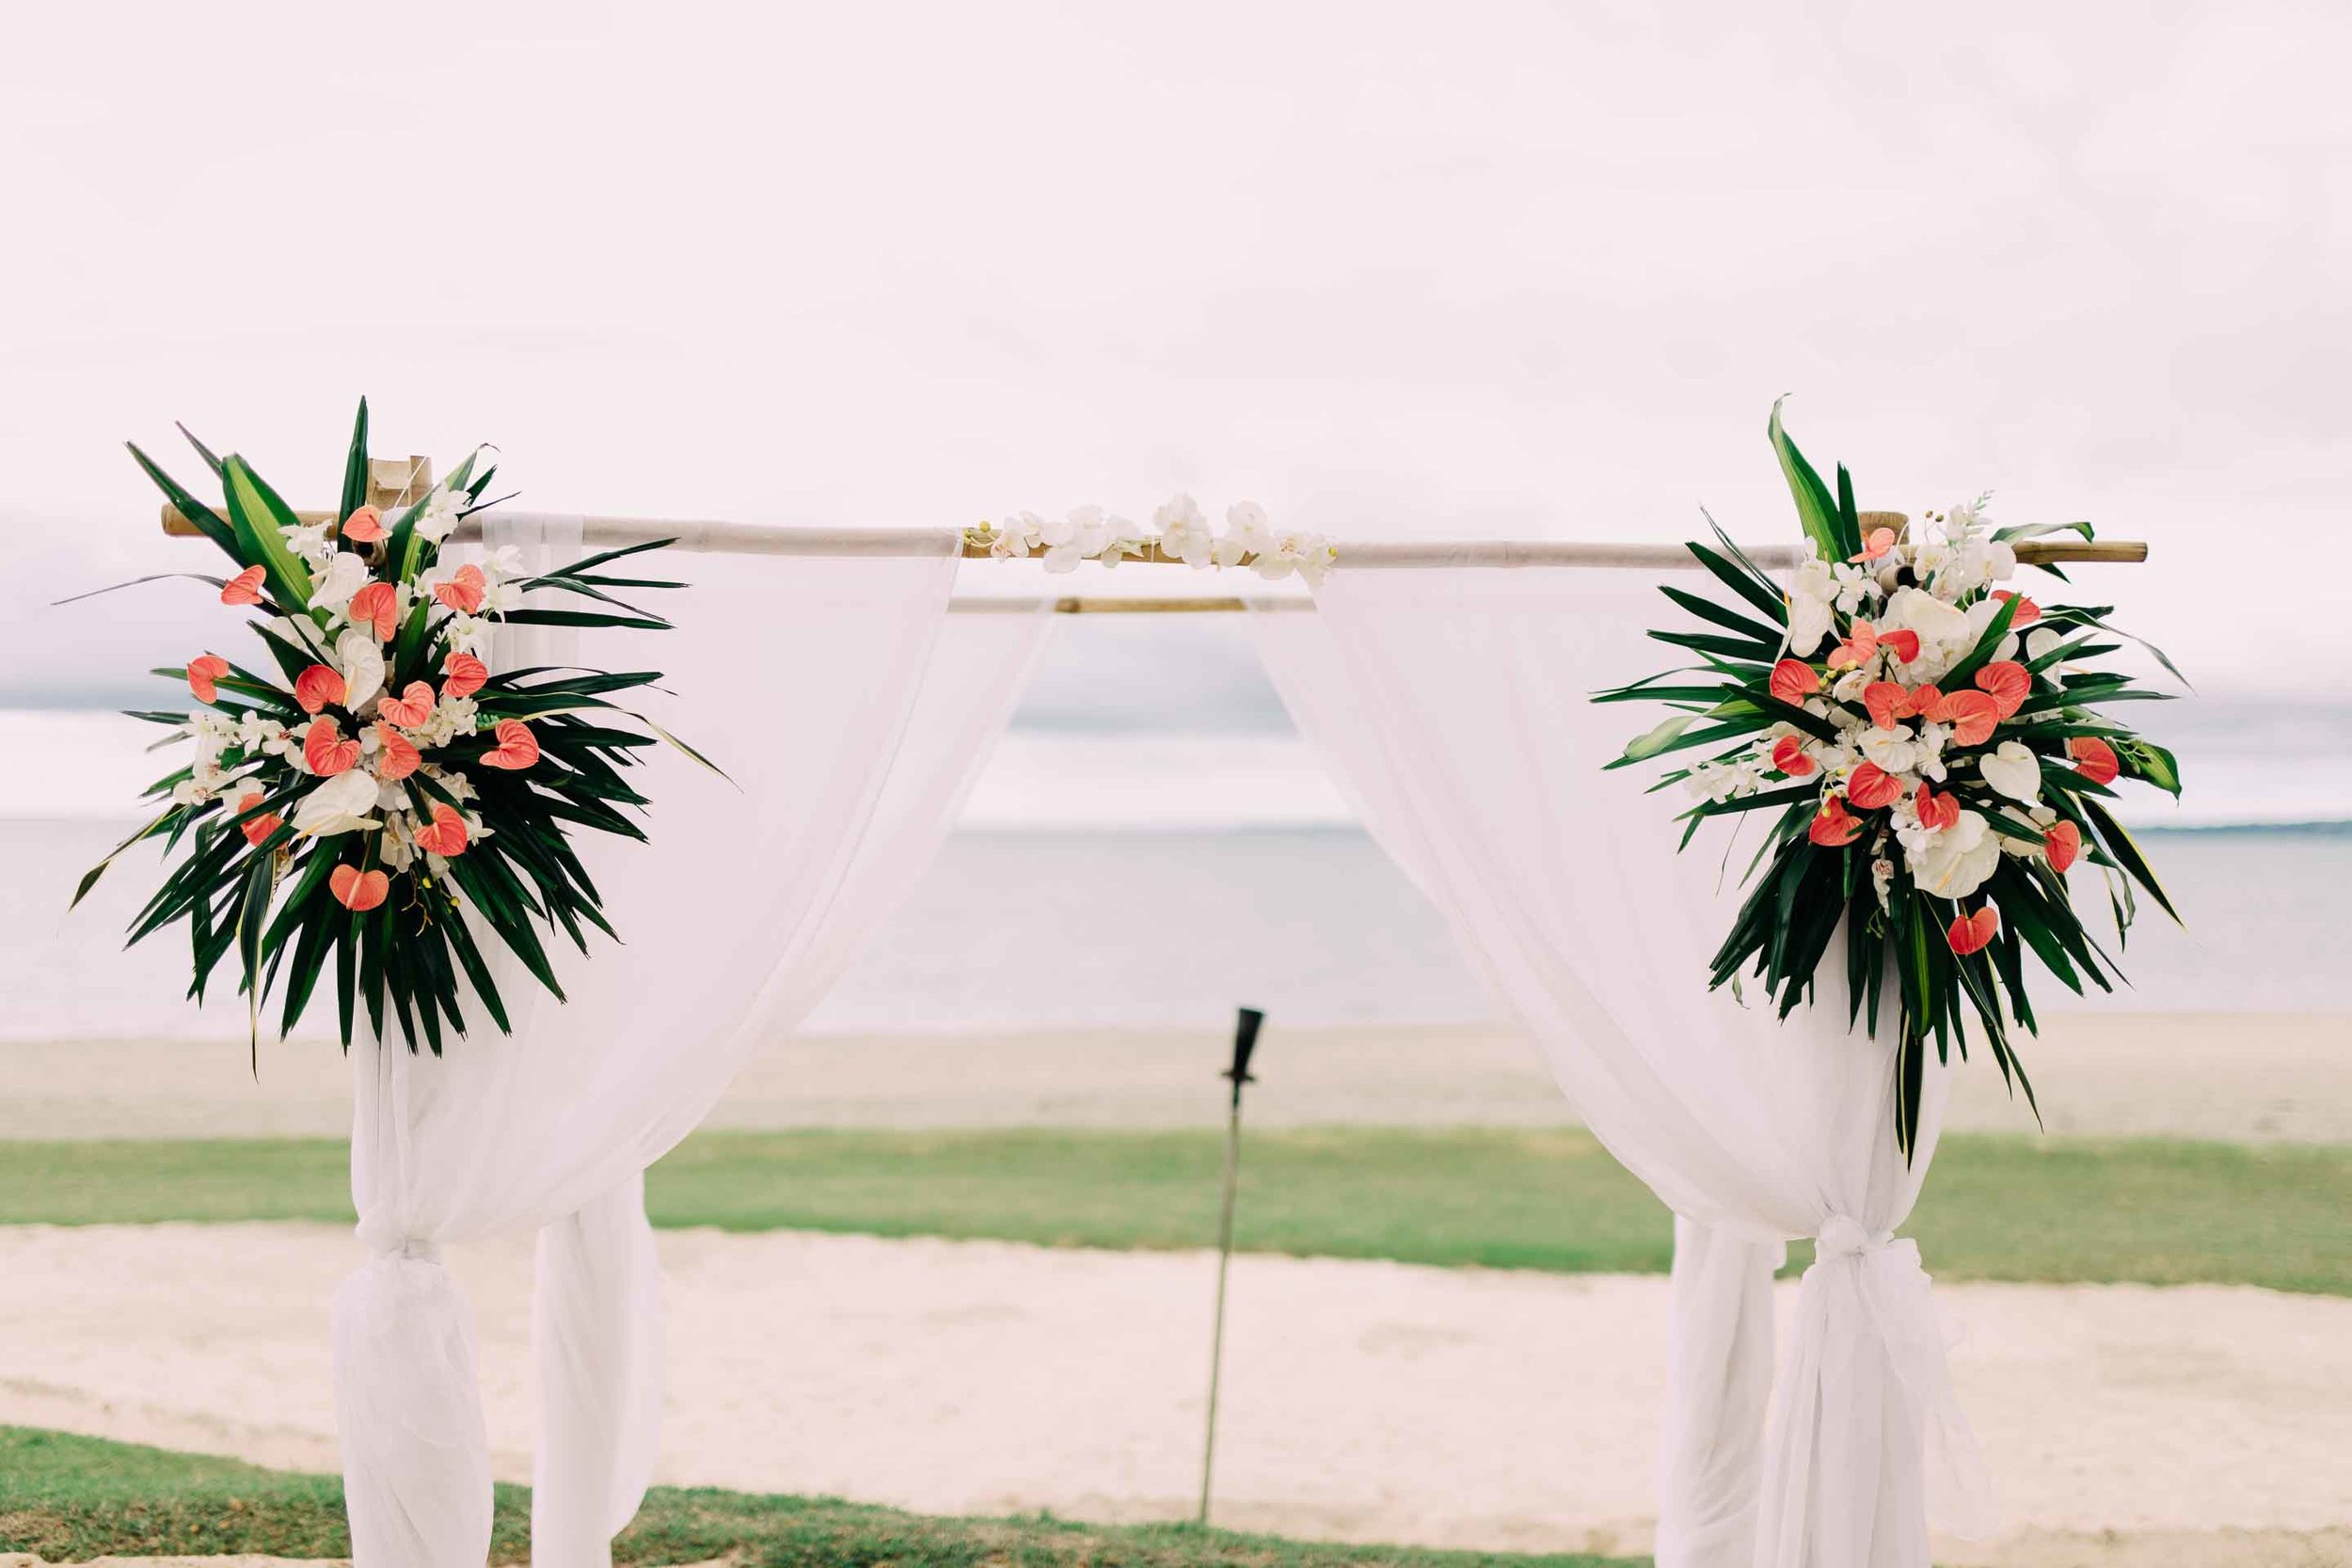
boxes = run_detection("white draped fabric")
[1249,565,1994,1568]
[335,521,1048,1568]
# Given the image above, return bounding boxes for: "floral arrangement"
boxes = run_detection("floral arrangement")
[1597,406,2183,1150]
[72,402,710,1061]
[967,497,1334,582]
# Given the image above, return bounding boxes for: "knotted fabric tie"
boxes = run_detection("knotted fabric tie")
[357,1213,444,1263]
[1816,1213,1890,1260]
[1758,1213,1997,1562]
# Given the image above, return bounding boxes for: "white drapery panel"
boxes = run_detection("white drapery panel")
[335,523,1050,1568]
[1249,566,1993,1568]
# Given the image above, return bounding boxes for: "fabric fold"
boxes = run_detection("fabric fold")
[1249,563,1989,1568]
[335,522,1051,1567]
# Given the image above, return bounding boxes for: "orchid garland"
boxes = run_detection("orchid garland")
[1597,405,2185,1153]
[72,401,713,1061]
[968,497,1334,582]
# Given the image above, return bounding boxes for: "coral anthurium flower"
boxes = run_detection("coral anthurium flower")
[1915,782,1960,832]
[304,718,361,777]
[1974,660,2031,719]
[2068,735,2121,784]
[2044,819,2082,872]
[1826,620,1881,671]
[1939,689,1999,747]
[1947,905,1999,956]
[373,722,421,781]
[1769,658,1820,703]
[441,651,489,700]
[1863,681,1908,731]
[433,564,487,613]
[1992,590,2042,626]
[219,566,266,606]
[340,505,386,543]
[329,864,391,911]
[1846,761,1905,811]
[1850,527,1897,563]
[1878,628,1921,664]
[294,664,347,715]
[1903,684,1945,720]
[185,655,230,705]
[1771,735,1816,776]
[377,681,435,728]
[413,802,470,858]
[479,718,540,770]
[347,581,399,641]
[234,791,283,849]
[1808,796,1864,847]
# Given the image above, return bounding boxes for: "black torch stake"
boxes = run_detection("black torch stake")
[1197,1006,1263,1528]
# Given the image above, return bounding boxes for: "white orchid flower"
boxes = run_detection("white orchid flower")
[412,486,472,544]
[1907,808,2001,899]
[1156,495,1216,568]
[1225,501,1275,555]
[291,768,382,836]
[310,551,372,610]
[280,521,335,567]
[1978,740,2043,802]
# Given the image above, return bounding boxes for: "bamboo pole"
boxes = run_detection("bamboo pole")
[158,503,2148,570]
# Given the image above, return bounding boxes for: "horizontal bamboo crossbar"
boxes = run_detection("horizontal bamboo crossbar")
[158,502,2149,571]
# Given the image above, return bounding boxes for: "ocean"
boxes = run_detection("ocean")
[7,612,2346,1041]
[5,726,2346,1044]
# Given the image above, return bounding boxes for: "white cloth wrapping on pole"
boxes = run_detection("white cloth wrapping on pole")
[1248,565,1994,1568]
[334,519,1050,1568]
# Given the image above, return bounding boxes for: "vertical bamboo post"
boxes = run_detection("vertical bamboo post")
[1197,1006,1264,1528]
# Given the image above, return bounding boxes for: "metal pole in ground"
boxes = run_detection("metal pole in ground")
[1197,1006,1263,1528]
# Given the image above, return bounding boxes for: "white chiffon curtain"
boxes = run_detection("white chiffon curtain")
[1249,564,1994,1568]
[335,521,1048,1568]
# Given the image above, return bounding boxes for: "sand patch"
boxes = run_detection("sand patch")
[1,1223,2346,1568]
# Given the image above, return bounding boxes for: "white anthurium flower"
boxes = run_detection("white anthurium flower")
[1831,666,1874,704]
[1786,594,1835,658]
[1979,740,2043,802]
[2025,626,2064,664]
[335,629,386,712]
[291,768,382,836]
[1908,808,2002,899]
[1859,724,1919,775]
[310,550,371,609]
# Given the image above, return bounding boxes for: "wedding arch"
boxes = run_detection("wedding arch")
[152,462,2147,1568]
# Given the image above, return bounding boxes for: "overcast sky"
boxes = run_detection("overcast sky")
[4,1,2345,706]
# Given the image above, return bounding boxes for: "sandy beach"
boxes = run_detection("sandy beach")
[5,1012,2349,1144]
[1,1222,2346,1568]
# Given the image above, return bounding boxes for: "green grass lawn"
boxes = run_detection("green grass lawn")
[1,1126,2346,1293]
[0,1426,1639,1567]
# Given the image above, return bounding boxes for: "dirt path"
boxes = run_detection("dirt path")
[1,1223,2345,1567]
